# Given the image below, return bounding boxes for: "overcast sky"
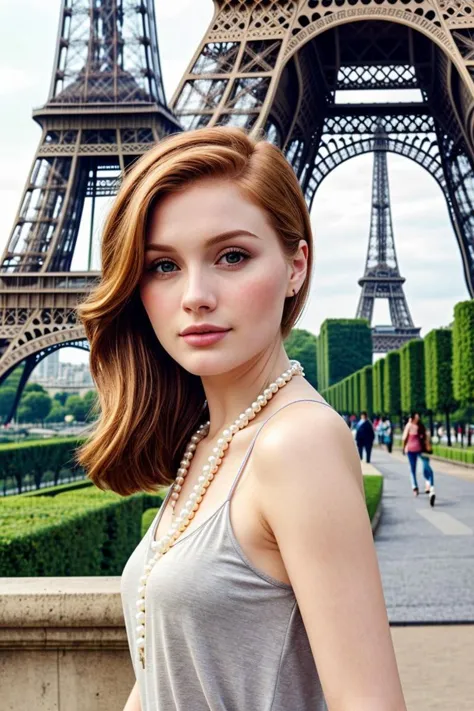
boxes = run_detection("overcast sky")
[0,0,469,365]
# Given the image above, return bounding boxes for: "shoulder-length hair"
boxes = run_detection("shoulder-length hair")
[76,126,314,496]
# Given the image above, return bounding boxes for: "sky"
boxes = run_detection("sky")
[0,0,470,366]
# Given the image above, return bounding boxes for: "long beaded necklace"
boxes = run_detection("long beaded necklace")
[135,359,305,669]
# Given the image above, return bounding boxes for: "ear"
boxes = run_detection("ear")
[286,239,309,298]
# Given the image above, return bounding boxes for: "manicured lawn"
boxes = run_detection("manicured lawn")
[363,475,384,521]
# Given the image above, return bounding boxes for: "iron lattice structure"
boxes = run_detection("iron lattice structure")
[356,122,421,353]
[2,0,474,417]
[0,0,181,421]
[170,1,474,339]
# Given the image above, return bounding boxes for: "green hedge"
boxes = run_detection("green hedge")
[142,507,160,537]
[400,339,425,414]
[317,319,372,391]
[17,478,93,498]
[0,437,86,494]
[453,301,474,406]
[384,351,400,417]
[360,365,373,415]
[352,370,361,414]
[0,487,166,576]
[373,358,385,414]
[424,328,456,412]
[431,445,474,465]
[284,328,318,389]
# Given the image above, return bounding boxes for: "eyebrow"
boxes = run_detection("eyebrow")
[145,229,261,253]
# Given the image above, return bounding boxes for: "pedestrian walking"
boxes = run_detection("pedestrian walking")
[375,417,384,445]
[402,412,436,505]
[420,429,436,506]
[437,423,444,444]
[356,411,375,463]
[381,415,393,454]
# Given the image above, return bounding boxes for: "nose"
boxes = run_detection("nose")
[181,269,217,313]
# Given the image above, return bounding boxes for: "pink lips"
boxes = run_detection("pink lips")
[181,330,230,346]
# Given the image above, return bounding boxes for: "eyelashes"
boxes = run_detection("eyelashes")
[145,248,251,276]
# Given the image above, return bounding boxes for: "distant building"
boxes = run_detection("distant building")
[31,354,93,390]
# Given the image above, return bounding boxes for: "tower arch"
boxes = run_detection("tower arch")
[172,2,474,295]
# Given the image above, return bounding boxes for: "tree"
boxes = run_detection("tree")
[284,329,317,389]
[83,390,99,422]
[24,382,47,394]
[45,402,67,424]
[18,392,52,426]
[54,391,70,406]
[1,363,24,390]
[65,395,88,422]
[0,387,17,424]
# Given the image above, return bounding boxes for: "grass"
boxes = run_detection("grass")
[363,475,384,522]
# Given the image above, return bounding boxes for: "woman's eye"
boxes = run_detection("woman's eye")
[147,259,176,275]
[219,249,250,266]
[146,249,250,275]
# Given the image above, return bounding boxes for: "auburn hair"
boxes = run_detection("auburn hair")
[76,126,314,496]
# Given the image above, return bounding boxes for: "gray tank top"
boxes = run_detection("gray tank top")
[120,399,330,710]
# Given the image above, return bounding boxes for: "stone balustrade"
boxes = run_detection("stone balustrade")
[0,577,134,711]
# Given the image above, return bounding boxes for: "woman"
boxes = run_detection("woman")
[381,415,393,454]
[77,127,406,711]
[420,428,436,507]
[402,412,435,505]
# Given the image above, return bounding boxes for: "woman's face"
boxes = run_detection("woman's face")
[412,413,420,424]
[139,178,307,377]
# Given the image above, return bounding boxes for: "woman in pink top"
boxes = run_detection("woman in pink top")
[402,412,435,505]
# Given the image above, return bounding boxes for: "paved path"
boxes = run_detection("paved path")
[367,450,474,709]
[370,449,474,623]
[390,625,474,711]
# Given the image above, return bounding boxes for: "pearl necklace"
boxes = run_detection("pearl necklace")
[135,359,305,669]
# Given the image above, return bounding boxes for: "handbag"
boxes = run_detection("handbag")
[421,431,433,455]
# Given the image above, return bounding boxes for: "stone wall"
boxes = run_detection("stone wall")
[0,577,134,711]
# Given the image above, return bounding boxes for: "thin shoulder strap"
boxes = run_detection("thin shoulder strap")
[226,398,332,502]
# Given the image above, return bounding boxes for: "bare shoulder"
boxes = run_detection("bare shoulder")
[251,401,405,708]
[253,399,364,500]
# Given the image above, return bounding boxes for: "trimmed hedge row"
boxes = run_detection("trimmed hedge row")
[0,486,166,576]
[453,301,474,405]
[321,299,473,428]
[0,437,85,495]
[142,506,160,537]
[1,476,383,578]
[17,478,93,498]
[317,319,372,391]
[431,445,474,465]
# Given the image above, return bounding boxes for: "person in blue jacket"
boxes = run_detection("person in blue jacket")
[355,411,375,463]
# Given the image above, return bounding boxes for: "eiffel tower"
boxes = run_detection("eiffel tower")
[169,1,474,293]
[3,1,474,421]
[0,0,180,421]
[356,121,421,353]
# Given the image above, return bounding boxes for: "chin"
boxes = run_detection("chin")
[177,352,241,378]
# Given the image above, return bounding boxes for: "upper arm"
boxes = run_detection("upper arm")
[254,404,406,711]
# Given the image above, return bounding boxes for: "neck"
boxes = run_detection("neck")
[200,341,294,440]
